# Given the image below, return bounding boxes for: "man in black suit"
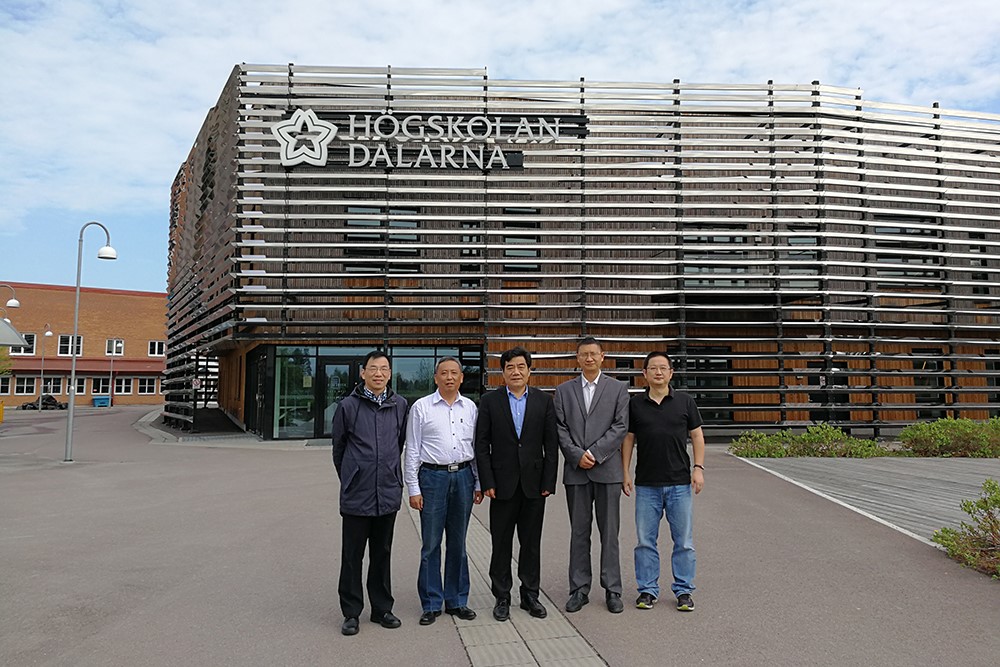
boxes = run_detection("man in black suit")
[475,346,559,622]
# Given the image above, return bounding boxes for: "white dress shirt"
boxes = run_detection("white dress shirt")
[581,371,601,413]
[404,390,479,496]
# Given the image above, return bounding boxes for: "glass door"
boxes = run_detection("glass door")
[318,359,355,438]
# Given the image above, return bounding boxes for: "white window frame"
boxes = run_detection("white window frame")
[92,377,110,395]
[0,376,10,395]
[15,377,36,395]
[9,333,36,356]
[106,338,125,356]
[58,335,83,357]
[114,377,133,395]
[41,377,62,395]
[75,377,87,396]
[137,377,158,395]
[148,340,166,357]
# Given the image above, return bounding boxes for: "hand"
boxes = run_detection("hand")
[474,490,484,505]
[578,450,596,470]
[622,475,633,497]
[484,488,496,499]
[409,494,423,511]
[541,490,551,497]
[692,467,704,495]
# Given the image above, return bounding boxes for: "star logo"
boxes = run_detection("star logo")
[271,108,338,166]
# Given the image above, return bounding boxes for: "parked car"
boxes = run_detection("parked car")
[20,394,68,410]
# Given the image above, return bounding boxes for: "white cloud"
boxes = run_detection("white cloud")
[2,0,999,289]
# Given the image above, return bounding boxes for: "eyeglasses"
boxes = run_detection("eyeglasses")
[366,366,391,374]
[645,366,673,373]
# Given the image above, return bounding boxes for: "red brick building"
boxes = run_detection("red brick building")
[0,282,166,407]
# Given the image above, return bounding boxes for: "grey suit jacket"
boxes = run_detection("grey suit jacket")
[553,373,630,485]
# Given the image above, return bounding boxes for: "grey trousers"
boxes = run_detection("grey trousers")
[565,481,622,596]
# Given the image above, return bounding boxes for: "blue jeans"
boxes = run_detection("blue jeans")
[634,483,695,598]
[417,466,475,611]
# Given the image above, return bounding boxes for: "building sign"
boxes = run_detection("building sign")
[271,108,586,170]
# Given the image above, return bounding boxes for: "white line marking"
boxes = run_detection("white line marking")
[732,454,943,550]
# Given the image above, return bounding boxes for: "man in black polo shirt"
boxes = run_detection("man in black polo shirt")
[622,351,705,612]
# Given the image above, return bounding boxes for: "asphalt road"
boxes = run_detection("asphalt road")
[1,406,997,666]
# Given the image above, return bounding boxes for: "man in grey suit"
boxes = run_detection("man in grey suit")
[553,337,630,614]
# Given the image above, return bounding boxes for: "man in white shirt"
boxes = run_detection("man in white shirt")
[405,357,483,625]
[553,337,630,614]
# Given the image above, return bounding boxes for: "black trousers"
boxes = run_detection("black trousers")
[339,512,396,619]
[488,490,546,601]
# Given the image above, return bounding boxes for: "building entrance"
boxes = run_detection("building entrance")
[273,350,360,439]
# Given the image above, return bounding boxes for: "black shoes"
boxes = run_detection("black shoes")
[520,597,548,619]
[421,607,476,623]
[493,599,510,621]
[419,610,441,625]
[606,592,624,614]
[565,590,589,613]
[676,593,695,612]
[370,611,401,629]
[636,593,657,609]
[341,617,359,636]
[445,606,477,621]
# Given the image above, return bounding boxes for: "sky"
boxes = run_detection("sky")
[2,0,1000,294]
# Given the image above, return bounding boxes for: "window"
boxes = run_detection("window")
[461,220,482,258]
[913,348,947,420]
[137,377,158,395]
[93,377,110,395]
[502,213,541,273]
[387,211,419,257]
[106,338,124,356]
[41,377,61,394]
[58,335,83,356]
[987,351,1000,416]
[15,377,36,395]
[0,376,10,394]
[75,377,87,395]
[114,377,133,395]
[9,333,35,356]
[345,212,382,257]
[148,341,166,357]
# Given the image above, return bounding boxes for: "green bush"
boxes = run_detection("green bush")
[899,418,1000,457]
[932,478,1000,578]
[729,424,890,458]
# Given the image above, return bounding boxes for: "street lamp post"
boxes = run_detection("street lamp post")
[109,349,115,407]
[40,325,53,401]
[65,222,117,463]
[0,283,20,309]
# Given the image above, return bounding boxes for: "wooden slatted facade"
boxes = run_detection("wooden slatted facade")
[166,65,1000,437]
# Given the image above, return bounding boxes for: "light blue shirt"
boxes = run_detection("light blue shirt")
[507,388,527,439]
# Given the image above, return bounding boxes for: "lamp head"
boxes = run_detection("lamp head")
[45,330,54,337]
[4,297,19,308]
[98,245,117,260]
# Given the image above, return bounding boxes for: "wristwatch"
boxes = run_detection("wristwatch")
[692,464,705,471]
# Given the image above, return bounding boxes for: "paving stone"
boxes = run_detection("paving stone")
[466,641,537,667]
[527,637,600,661]
[460,622,522,646]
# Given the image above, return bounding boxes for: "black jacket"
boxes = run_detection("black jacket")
[474,386,558,499]
[331,384,409,516]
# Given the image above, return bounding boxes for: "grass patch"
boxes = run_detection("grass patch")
[898,418,1000,457]
[932,478,1000,578]
[728,423,890,458]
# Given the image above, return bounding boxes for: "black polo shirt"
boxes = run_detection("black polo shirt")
[628,388,703,486]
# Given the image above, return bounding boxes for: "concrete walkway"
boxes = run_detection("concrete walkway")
[1,407,998,666]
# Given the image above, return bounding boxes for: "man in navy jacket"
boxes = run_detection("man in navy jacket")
[475,347,558,621]
[332,350,409,636]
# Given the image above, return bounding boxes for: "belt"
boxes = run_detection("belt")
[421,460,472,472]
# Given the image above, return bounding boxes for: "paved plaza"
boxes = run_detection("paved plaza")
[1,406,998,666]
